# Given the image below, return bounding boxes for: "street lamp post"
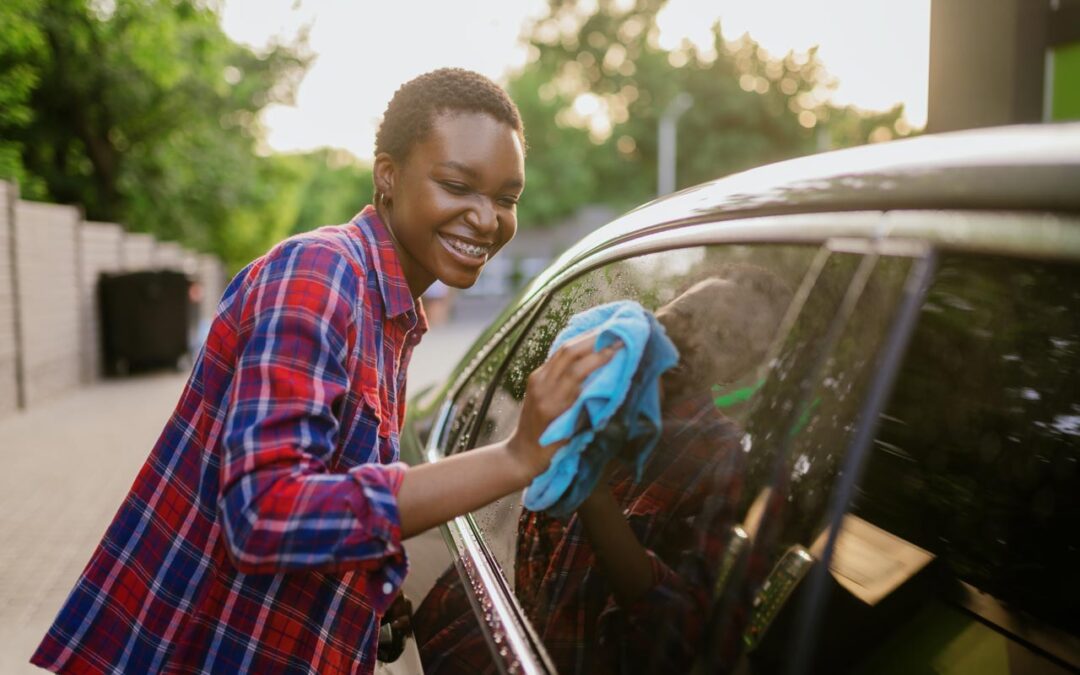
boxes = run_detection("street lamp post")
[658,92,693,196]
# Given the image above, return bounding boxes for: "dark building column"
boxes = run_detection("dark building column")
[927,0,1049,132]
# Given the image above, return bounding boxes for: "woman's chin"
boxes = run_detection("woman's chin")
[436,269,482,290]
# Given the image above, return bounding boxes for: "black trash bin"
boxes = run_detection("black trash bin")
[98,270,192,376]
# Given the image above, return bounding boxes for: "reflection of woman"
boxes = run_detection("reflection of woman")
[31,70,615,675]
[415,266,792,674]
[516,397,744,674]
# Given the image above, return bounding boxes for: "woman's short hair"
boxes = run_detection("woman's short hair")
[375,68,525,162]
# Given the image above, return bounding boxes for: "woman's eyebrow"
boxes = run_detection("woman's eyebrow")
[435,161,478,178]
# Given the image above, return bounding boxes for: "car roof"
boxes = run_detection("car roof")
[421,124,1080,415]
[560,122,1080,264]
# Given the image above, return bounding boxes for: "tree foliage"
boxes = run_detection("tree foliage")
[509,0,909,227]
[216,149,373,267]
[1,0,914,269]
[0,0,311,268]
[0,0,46,190]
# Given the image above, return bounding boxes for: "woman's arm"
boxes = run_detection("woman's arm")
[576,482,656,605]
[218,239,617,579]
[398,332,619,538]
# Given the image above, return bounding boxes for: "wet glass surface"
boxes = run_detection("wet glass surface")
[746,253,1080,674]
[413,243,832,673]
[732,253,916,674]
[832,254,1079,673]
[412,231,1080,674]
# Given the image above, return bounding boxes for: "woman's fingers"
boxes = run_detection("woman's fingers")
[512,335,625,475]
[523,333,623,435]
[549,331,604,364]
[568,343,619,381]
[543,342,621,414]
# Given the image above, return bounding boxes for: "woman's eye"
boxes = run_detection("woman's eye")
[440,181,469,195]
[498,196,519,208]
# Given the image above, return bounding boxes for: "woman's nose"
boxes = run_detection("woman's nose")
[464,198,498,235]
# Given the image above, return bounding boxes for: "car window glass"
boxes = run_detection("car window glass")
[411,310,534,675]
[438,315,533,457]
[681,251,915,673]
[415,242,832,674]
[801,254,1080,674]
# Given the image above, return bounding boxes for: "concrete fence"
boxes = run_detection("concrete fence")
[1,183,19,417]
[0,181,226,416]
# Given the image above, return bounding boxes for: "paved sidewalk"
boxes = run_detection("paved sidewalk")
[0,372,192,674]
[0,319,487,674]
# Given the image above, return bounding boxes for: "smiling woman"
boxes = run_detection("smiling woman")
[374,112,525,293]
[30,68,609,675]
[372,69,527,294]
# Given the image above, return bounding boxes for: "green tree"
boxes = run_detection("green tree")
[0,0,46,191]
[510,0,912,228]
[205,149,373,271]
[1,0,309,266]
[283,149,374,238]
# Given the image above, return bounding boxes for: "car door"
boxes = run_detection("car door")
[407,212,929,674]
[756,214,1080,675]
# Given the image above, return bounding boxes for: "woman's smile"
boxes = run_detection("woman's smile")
[437,232,492,265]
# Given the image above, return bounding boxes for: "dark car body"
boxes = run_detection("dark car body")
[398,123,1080,675]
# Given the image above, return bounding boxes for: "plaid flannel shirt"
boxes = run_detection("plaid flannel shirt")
[32,206,426,674]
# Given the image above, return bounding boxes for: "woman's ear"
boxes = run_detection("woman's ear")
[373,152,397,202]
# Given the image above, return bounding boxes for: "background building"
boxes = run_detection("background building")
[928,0,1080,131]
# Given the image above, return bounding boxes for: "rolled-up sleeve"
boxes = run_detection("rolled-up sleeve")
[217,240,406,586]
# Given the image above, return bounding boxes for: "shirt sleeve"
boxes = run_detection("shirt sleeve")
[216,240,407,588]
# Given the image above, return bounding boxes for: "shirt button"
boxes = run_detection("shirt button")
[382,582,393,595]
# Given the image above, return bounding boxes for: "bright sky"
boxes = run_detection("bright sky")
[219,0,931,160]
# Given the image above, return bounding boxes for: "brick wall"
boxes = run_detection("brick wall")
[0,180,225,417]
[154,241,185,269]
[14,200,82,407]
[197,254,227,326]
[121,232,155,270]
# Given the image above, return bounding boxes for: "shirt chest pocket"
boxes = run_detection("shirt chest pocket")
[361,386,393,440]
[332,387,390,471]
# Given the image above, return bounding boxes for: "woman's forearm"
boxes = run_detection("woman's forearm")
[397,441,533,539]
[577,485,655,605]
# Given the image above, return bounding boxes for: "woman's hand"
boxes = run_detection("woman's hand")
[396,332,619,539]
[507,331,621,483]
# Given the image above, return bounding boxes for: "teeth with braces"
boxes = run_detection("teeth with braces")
[445,236,489,258]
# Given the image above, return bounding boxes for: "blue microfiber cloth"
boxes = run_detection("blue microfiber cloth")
[523,300,679,516]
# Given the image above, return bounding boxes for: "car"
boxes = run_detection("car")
[396,122,1080,675]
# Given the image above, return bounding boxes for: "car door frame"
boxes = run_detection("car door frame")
[415,208,1080,674]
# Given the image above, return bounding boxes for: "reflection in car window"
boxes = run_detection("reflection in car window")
[808,254,1080,674]
[413,243,830,674]
[691,252,921,674]
[438,315,533,458]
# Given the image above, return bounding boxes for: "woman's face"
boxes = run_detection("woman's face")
[375,111,525,297]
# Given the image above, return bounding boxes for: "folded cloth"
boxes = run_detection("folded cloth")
[524,300,679,516]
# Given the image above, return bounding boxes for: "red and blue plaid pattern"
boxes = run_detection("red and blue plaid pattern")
[32,206,427,674]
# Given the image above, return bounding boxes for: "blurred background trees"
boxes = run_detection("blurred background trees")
[0,0,910,270]
[509,0,909,227]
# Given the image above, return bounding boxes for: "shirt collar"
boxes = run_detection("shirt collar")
[351,205,421,323]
